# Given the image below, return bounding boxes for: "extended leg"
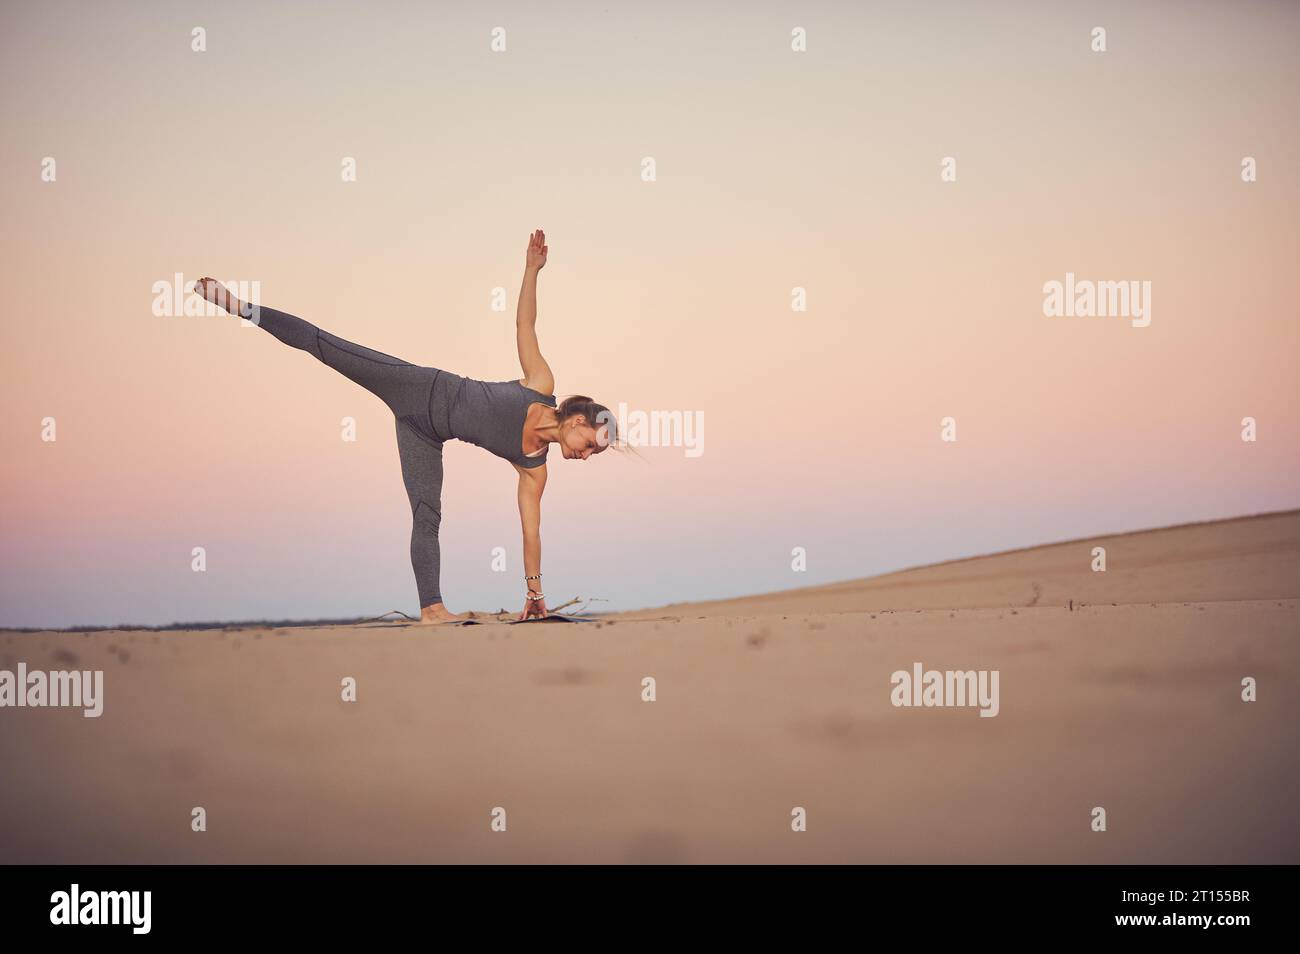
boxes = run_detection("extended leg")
[254,305,425,413]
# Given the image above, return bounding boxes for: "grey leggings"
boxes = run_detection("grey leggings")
[253,306,447,608]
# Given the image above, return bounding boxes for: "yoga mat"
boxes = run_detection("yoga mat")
[449,614,597,625]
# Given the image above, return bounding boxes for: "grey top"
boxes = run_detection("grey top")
[446,375,557,468]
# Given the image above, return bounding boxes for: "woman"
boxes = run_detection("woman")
[194,229,617,624]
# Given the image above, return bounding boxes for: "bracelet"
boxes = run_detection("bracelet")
[525,574,542,582]
[526,592,544,601]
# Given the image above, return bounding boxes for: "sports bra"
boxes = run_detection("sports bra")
[445,375,557,468]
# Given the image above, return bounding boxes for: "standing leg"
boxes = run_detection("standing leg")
[395,418,463,622]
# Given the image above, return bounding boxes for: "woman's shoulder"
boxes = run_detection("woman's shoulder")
[516,378,556,404]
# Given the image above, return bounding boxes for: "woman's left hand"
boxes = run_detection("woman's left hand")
[519,595,549,621]
[525,228,547,270]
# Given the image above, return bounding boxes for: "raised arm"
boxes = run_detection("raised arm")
[514,462,548,620]
[516,229,555,395]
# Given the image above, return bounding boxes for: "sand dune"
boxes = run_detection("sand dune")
[620,510,1300,618]
[1,511,1296,863]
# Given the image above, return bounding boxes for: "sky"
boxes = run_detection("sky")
[2,0,1297,628]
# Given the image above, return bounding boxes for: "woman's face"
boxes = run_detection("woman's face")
[560,415,611,461]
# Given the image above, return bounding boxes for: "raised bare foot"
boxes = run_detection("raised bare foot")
[193,276,242,316]
[417,603,468,625]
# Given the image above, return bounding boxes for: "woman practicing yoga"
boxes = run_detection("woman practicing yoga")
[194,229,617,624]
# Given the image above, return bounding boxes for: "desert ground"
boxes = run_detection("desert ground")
[1,511,1296,863]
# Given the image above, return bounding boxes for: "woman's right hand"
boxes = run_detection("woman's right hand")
[519,595,549,621]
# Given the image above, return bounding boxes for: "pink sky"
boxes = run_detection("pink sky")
[2,0,1297,627]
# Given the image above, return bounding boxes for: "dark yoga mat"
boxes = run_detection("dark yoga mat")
[376,613,599,627]
[453,613,596,625]
[508,613,597,624]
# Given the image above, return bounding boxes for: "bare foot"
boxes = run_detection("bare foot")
[417,603,468,625]
[193,276,242,316]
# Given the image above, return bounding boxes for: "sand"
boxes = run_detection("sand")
[1,511,1296,863]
